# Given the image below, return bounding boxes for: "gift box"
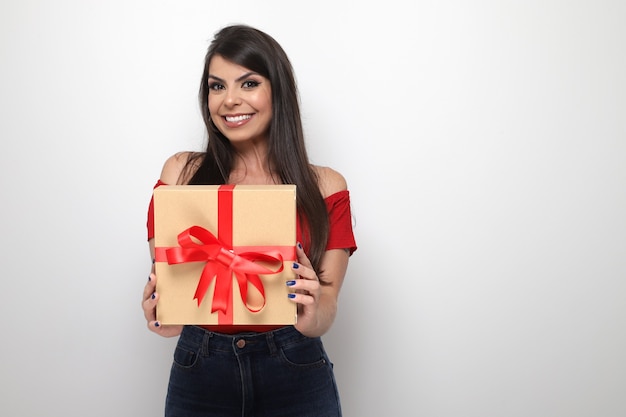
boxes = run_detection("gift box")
[153,184,297,325]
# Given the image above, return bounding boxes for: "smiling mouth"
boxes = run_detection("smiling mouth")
[225,114,252,122]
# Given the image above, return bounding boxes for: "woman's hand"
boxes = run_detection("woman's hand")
[287,243,349,337]
[288,243,324,336]
[142,272,183,338]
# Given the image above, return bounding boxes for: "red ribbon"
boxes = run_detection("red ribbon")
[155,185,293,324]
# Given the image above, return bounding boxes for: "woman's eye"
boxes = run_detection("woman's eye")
[208,82,224,91]
[242,80,260,88]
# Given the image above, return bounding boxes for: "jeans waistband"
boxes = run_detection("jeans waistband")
[180,325,315,355]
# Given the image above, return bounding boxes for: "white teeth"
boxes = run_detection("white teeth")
[225,114,251,122]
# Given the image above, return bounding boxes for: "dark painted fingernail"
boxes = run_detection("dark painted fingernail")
[297,242,303,249]
[154,321,160,327]
[148,276,152,281]
[151,293,156,300]
[292,263,299,269]
[287,293,296,299]
[152,258,156,264]
[286,280,296,286]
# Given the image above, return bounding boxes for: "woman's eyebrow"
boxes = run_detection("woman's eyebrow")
[208,72,257,83]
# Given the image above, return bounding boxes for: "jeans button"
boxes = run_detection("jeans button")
[236,339,246,348]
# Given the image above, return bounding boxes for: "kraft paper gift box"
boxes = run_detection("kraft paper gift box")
[153,184,297,325]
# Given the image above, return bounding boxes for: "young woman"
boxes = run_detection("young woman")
[142,24,357,417]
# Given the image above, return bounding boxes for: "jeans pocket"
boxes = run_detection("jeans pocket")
[172,344,198,368]
[279,338,328,368]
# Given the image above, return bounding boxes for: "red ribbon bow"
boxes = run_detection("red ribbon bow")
[160,225,286,314]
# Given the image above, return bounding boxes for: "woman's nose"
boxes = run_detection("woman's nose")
[224,89,241,106]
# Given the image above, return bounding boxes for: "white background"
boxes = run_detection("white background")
[1,1,625,416]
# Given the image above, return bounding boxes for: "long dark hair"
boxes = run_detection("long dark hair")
[181,24,329,273]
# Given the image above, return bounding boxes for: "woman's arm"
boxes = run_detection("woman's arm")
[290,165,352,337]
[141,153,192,337]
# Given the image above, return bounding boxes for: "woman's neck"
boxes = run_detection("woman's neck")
[228,149,278,185]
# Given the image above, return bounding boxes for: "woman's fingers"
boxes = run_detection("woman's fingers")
[142,273,158,321]
[288,260,320,304]
[141,273,183,337]
[142,273,156,300]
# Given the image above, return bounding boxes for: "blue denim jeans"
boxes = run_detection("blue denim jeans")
[164,325,342,417]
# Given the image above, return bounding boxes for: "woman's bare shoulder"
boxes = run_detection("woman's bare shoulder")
[312,165,348,198]
[159,151,202,184]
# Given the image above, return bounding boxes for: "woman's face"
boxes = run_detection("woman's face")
[207,55,272,145]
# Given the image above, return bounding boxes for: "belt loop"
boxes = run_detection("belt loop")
[202,329,212,356]
[266,331,277,355]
